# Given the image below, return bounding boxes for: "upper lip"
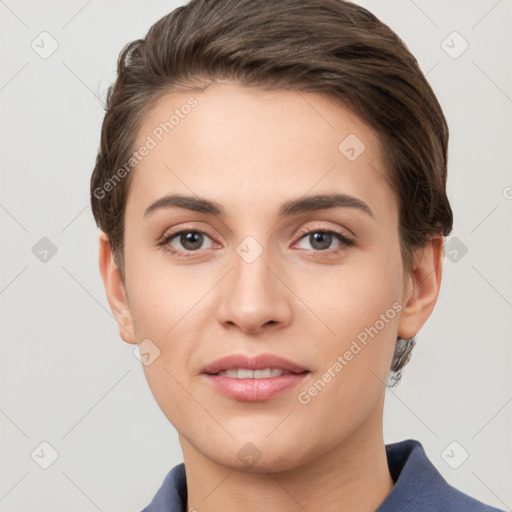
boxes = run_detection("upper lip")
[201,353,309,375]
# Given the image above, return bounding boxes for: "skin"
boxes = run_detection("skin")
[99,81,444,512]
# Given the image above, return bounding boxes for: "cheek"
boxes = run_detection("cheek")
[290,247,403,409]
[125,242,207,333]
[292,241,404,338]
[123,245,204,397]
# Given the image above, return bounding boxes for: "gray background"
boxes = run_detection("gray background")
[1,0,511,510]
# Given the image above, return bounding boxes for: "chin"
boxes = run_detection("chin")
[196,434,314,474]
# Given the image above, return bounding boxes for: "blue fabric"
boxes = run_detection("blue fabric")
[141,439,505,511]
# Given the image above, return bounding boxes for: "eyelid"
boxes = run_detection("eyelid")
[158,223,215,243]
[293,220,355,240]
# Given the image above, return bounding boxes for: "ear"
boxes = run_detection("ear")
[397,236,444,339]
[98,230,137,345]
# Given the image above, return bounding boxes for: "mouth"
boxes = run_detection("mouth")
[212,368,305,378]
[201,353,310,401]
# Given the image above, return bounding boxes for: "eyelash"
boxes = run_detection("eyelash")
[157,226,355,258]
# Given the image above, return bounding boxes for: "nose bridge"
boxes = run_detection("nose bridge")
[234,238,272,295]
[215,234,291,331]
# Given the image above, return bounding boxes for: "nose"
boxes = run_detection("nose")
[215,242,293,334]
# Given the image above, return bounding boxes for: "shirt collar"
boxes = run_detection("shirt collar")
[142,439,503,511]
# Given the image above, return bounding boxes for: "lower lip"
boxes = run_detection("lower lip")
[203,373,309,401]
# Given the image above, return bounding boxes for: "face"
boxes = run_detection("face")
[105,81,432,472]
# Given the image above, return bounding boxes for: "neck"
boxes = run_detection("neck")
[180,400,393,512]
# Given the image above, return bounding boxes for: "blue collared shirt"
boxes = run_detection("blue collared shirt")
[141,439,505,511]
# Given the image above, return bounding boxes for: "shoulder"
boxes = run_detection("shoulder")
[378,439,506,512]
[140,463,187,512]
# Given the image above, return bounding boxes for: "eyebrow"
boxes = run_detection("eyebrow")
[144,192,374,219]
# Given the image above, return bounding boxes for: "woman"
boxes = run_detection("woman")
[90,0,504,510]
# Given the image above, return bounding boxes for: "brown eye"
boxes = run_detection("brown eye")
[178,231,204,251]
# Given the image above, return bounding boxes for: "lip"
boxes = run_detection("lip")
[203,373,309,401]
[201,353,310,402]
[201,353,309,375]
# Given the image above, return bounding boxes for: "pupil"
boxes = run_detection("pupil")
[181,232,203,250]
[311,232,331,250]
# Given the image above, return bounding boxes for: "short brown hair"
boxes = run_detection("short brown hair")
[90,0,453,385]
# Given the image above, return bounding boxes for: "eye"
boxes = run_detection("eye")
[157,226,355,258]
[158,228,215,257]
[294,228,355,253]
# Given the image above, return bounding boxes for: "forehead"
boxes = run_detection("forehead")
[128,81,395,219]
